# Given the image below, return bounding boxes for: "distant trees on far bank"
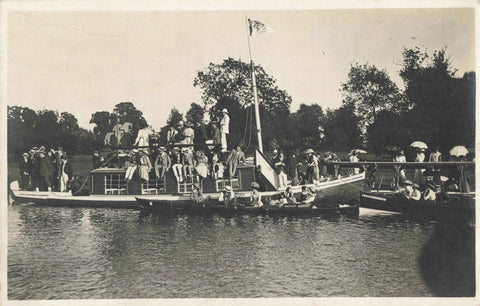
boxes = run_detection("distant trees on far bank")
[341,47,475,155]
[7,47,475,157]
[7,107,98,155]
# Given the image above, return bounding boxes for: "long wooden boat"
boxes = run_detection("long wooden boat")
[9,148,365,209]
[360,191,475,223]
[136,194,359,216]
[342,160,476,223]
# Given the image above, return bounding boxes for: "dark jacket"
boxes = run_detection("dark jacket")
[19,157,31,175]
[39,156,54,177]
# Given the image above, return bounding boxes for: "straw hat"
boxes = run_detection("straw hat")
[221,108,228,114]
[193,183,200,189]
[251,182,260,189]
[224,185,232,191]
[304,149,314,154]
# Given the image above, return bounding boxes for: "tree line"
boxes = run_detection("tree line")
[7,47,474,157]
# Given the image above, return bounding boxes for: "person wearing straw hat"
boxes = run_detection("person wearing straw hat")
[349,150,360,175]
[154,147,171,180]
[170,147,183,183]
[182,147,194,181]
[219,185,235,206]
[219,108,230,152]
[305,149,319,183]
[138,150,152,183]
[190,183,207,206]
[125,150,139,182]
[250,182,263,207]
[19,152,31,190]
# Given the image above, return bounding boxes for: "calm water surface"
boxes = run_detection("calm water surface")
[8,205,474,299]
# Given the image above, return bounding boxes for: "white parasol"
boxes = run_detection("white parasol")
[410,141,428,150]
[449,145,469,157]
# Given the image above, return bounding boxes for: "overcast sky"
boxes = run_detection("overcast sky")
[7,7,475,130]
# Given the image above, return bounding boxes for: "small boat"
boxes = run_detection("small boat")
[337,160,476,223]
[136,194,359,216]
[360,191,474,223]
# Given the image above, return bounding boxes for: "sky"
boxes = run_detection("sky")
[7,7,476,130]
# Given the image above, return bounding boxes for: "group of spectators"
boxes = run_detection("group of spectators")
[164,108,230,152]
[270,148,344,189]
[94,144,246,185]
[385,145,472,201]
[18,146,73,192]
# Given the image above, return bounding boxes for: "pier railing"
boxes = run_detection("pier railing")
[332,161,475,169]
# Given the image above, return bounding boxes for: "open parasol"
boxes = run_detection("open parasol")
[449,145,469,157]
[410,141,428,150]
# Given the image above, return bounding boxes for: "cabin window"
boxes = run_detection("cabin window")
[215,175,241,192]
[104,174,127,195]
[177,174,200,193]
[141,173,166,194]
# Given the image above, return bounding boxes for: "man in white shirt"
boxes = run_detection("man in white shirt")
[220,109,230,152]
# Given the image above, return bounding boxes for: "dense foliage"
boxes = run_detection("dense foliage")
[7,107,98,155]
[8,48,474,158]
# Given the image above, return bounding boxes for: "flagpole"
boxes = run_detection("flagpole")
[245,16,263,153]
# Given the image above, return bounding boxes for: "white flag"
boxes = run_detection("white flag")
[248,19,273,36]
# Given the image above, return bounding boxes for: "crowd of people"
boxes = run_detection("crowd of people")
[18,146,74,192]
[93,144,247,186]
[269,148,344,189]
[380,144,472,202]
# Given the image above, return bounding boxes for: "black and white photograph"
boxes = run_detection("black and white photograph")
[1,1,477,304]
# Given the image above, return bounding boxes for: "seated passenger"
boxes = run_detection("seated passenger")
[402,180,421,200]
[190,183,207,205]
[270,186,297,207]
[170,148,183,183]
[125,150,138,182]
[250,182,263,207]
[300,185,316,204]
[219,185,235,206]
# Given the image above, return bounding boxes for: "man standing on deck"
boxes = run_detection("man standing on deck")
[220,108,230,152]
[19,153,31,190]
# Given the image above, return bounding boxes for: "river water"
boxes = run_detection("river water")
[7,205,475,299]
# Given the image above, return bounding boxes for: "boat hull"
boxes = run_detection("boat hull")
[8,172,364,211]
[136,196,359,217]
[360,191,475,223]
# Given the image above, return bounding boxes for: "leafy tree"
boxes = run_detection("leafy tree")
[90,102,148,147]
[340,63,405,138]
[399,47,474,151]
[89,111,114,139]
[366,110,408,155]
[166,107,184,127]
[292,104,325,150]
[193,58,292,151]
[322,105,362,151]
[7,106,38,154]
[35,110,60,149]
[186,103,205,125]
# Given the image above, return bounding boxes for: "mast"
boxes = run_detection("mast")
[246,16,264,153]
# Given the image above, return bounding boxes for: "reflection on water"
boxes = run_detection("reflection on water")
[8,205,474,299]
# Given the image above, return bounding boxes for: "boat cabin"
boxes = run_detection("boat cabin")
[89,149,278,195]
